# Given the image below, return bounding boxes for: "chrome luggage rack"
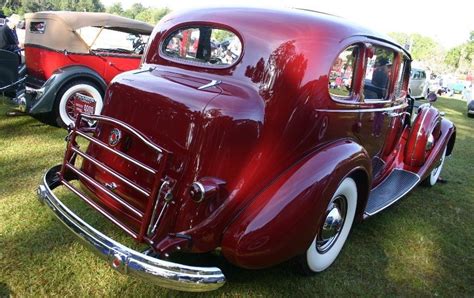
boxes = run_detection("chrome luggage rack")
[58,113,170,242]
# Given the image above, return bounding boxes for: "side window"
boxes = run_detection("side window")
[394,58,408,99]
[420,71,426,79]
[363,46,395,100]
[77,27,148,54]
[328,46,359,100]
[162,26,242,67]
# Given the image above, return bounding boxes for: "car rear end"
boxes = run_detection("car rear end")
[37,68,228,291]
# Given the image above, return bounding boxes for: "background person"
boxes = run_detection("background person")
[372,58,390,89]
[0,12,20,53]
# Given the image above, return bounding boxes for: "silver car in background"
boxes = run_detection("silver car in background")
[409,68,429,99]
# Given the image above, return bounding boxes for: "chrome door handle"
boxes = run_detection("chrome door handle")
[383,112,399,118]
[383,111,410,118]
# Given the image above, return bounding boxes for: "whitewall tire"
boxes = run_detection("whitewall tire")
[422,146,447,187]
[303,177,357,273]
[56,81,103,128]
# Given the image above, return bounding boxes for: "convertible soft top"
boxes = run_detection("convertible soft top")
[24,11,154,53]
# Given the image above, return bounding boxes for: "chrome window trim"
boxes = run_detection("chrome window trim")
[316,102,408,113]
[158,24,243,70]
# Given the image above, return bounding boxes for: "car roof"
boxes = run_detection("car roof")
[161,6,410,58]
[25,11,153,35]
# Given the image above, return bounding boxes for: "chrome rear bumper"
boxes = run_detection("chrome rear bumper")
[37,165,226,292]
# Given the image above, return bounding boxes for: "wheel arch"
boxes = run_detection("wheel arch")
[220,139,371,269]
[446,130,456,157]
[28,65,107,115]
[53,66,107,99]
[349,168,370,222]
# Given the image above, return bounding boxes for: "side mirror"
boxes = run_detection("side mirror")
[427,92,438,103]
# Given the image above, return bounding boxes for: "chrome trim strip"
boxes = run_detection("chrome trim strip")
[76,130,157,175]
[192,182,206,203]
[0,77,26,91]
[65,163,144,218]
[80,114,164,154]
[72,147,150,197]
[316,103,408,113]
[147,180,170,236]
[38,166,226,292]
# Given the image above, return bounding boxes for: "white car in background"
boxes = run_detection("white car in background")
[464,84,474,117]
[409,68,429,99]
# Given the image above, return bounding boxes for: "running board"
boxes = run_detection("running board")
[364,169,420,216]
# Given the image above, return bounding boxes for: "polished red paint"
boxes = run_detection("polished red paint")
[56,7,457,269]
[25,45,142,83]
[221,140,371,268]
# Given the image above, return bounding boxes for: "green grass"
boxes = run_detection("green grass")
[1,97,473,296]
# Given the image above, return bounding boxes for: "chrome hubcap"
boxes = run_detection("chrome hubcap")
[316,195,347,253]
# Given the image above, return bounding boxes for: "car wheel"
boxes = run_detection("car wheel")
[55,81,103,128]
[301,177,357,274]
[422,146,447,187]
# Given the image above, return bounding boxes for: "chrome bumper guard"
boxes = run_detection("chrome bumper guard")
[37,165,226,292]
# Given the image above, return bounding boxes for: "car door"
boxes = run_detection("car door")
[355,43,407,183]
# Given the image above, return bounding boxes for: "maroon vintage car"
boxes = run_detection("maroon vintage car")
[38,7,456,291]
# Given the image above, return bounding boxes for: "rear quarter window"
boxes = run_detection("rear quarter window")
[30,21,45,34]
[328,45,360,101]
[161,26,242,68]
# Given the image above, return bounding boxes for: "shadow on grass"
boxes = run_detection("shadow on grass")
[0,282,12,296]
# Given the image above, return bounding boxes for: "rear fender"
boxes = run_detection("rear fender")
[28,65,106,114]
[221,140,371,269]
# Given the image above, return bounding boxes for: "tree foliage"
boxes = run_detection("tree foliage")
[388,32,439,61]
[444,32,474,74]
[445,47,462,69]
[1,0,170,25]
[106,2,170,25]
[1,0,104,14]
[388,31,474,75]
[106,2,123,15]
[388,32,448,74]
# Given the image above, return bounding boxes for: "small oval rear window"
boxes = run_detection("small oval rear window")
[30,21,46,34]
[162,26,242,67]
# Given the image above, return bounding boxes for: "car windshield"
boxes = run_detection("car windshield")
[77,26,149,54]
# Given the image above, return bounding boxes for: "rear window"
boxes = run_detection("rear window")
[30,21,45,34]
[329,46,359,100]
[162,26,242,67]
